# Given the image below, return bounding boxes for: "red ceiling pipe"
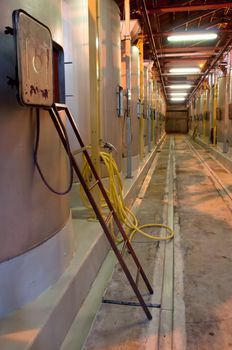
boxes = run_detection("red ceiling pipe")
[160,56,216,61]
[156,47,221,53]
[151,30,232,37]
[148,3,232,14]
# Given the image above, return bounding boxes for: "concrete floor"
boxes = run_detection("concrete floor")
[175,135,232,350]
[81,137,179,350]
[75,134,232,350]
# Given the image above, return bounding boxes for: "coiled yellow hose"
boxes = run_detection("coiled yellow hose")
[80,151,175,243]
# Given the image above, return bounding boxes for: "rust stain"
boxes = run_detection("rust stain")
[30,85,39,96]
[40,89,48,99]
[29,86,48,99]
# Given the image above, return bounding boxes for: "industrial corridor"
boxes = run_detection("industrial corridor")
[62,135,232,350]
[1,1,232,350]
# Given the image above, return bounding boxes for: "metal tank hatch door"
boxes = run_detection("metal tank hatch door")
[12,9,54,107]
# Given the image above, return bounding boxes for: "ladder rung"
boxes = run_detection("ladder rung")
[121,240,128,257]
[55,103,67,110]
[88,180,100,191]
[50,103,153,320]
[73,146,90,155]
[104,210,114,225]
[136,267,141,287]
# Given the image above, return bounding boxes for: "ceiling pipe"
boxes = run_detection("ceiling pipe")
[161,59,215,63]
[124,0,133,179]
[148,3,232,14]
[140,0,167,99]
[200,17,231,30]
[162,73,204,76]
[188,38,232,102]
[156,47,221,53]
[150,29,232,37]
[158,52,216,57]
[166,9,221,32]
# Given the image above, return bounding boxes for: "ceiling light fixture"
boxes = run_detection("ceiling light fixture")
[167,33,218,42]
[169,84,192,89]
[170,92,188,96]
[170,97,186,101]
[169,67,200,73]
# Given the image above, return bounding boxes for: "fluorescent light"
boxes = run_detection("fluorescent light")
[170,84,192,89]
[169,67,200,73]
[170,92,188,96]
[159,52,210,58]
[170,97,186,101]
[167,33,217,42]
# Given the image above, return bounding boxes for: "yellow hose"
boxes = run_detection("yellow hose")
[80,150,175,243]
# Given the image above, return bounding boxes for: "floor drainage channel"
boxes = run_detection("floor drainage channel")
[102,298,161,309]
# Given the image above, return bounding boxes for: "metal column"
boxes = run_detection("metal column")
[213,74,218,146]
[88,0,101,208]
[137,36,145,160]
[125,0,133,178]
[223,52,231,153]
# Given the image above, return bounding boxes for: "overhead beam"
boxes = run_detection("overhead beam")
[156,46,221,53]
[151,29,232,37]
[158,52,216,57]
[164,9,221,31]
[165,85,196,88]
[148,3,232,14]
[158,54,216,62]
[200,17,230,30]
[162,73,204,76]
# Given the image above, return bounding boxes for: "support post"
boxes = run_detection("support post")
[203,83,207,140]
[152,77,156,146]
[197,95,200,137]
[156,85,160,142]
[209,73,214,144]
[124,0,132,178]
[213,74,218,146]
[223,51,231,153]
[148,78,152,152]
[137,36,145,160]
[88,0,101,209]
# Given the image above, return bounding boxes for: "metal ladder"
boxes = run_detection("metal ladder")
[46,103,153,320]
